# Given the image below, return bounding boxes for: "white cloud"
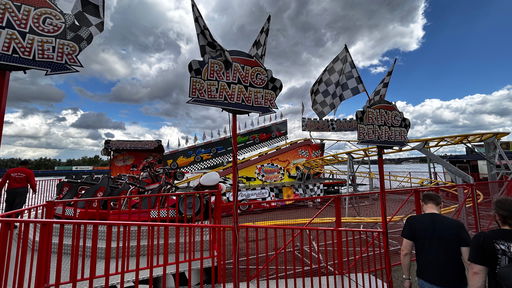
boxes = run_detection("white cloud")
[370,66,387,74]
[4,0,510,160]
[398,86,512,139]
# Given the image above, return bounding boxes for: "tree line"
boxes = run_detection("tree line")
[0,155,109,170]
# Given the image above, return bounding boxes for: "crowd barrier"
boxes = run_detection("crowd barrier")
[0,178,61,213]
[0,179,510,287]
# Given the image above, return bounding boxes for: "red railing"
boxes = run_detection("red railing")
[0,178,61,213]
[0,180,509,287]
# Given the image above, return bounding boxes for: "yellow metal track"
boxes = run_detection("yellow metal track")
[177,132,509,186]
[303,132,510,169]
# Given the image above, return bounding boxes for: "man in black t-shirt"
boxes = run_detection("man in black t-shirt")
[469,197,512,288]
[401,192,471,288]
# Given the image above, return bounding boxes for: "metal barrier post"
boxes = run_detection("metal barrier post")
[35,201,55,287]
[470,184,481,232]
[414,189,422,215]
[334,196,344,275]
[0,218,11,286]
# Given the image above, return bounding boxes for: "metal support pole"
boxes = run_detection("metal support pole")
[377,147,393,287]
[0,70,11,147]
[334,196,344,274]
[230,113,240,288]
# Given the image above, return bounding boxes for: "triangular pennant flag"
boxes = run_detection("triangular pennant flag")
[185,136,189,145]
[280,111,283,119]
[217,129,221,137]
[223,126,227,135]
[202,131,207,141]
[251,119,254,127]
[191,0,232,68]
[178,138,181,148]
[257,117,260,126]
[210,130,214,138]
[366,58,397,106]
[166,140,170,150]
[248,15,271,64]
[244,122,247,129]
[194,134,198,143]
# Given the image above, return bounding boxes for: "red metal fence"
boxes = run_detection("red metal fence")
[0,179,510,287]
[0,178,61,213]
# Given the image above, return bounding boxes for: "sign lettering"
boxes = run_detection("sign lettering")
[356,100,410,147]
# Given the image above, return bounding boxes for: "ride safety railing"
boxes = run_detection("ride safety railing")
[0,180,511,287]
[0,178,62,213]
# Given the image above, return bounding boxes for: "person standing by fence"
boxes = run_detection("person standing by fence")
[468,197,512,288]
[0,159,37,215]
[400,192,471,288]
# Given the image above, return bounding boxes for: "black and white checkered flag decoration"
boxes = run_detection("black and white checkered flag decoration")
[65,0,105,51]
[248,15,271,64]
[191,0,232,69]
[310,45,366,119]
[265,68,283,99]
[366,58,397,106]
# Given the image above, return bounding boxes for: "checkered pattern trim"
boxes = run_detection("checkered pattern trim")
[248,15,271,64]
[65,0,104,51]
[188,60,202,77]
[64,207,80,217]
[298,149,309,158]
[150,209,177,218]
[191,0,232,68]
[294,184,324,197]
[310,46,366,119]
[182,136,287,172]
[311,149,322,158]
[366,58,396,107]
[266,69,283,98]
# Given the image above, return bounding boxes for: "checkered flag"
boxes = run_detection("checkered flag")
[265,69,283,96]
[248,15,271,64]
[191,0,232,68]
[65,0,105,51]
[310,45,366,119]
[366,58,397,106]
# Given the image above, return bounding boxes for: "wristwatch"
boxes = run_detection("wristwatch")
[402,275,411,280]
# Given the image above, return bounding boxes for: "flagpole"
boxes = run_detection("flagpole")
[230,112,240,288]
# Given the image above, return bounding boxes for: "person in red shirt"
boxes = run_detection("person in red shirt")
[0,160,37,215]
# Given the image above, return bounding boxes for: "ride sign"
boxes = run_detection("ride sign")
[356,99,410,147]
[188,50,282,115]
[0,0,104,74]
[187,0,282,115]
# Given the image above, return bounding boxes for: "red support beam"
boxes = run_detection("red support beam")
[0,70,11,147]
[377,147,393,287]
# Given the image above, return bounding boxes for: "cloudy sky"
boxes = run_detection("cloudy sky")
[1,0,511,159]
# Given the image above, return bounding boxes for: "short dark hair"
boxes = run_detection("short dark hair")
[494,197,512,227]
[421,192,442,206]
[19,159,30,166]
